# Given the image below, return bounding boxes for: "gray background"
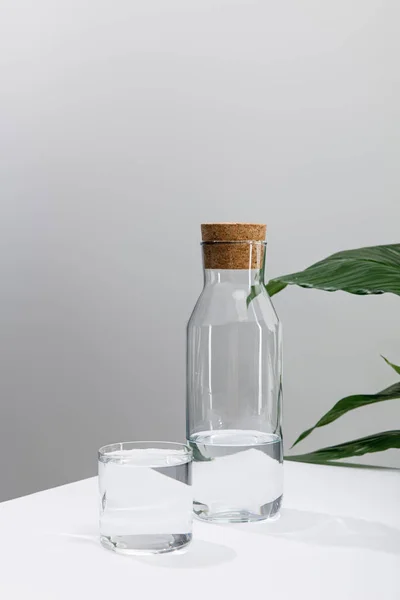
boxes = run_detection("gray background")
[0,0,399,502]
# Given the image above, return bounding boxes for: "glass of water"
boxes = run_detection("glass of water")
[98,441,193,555]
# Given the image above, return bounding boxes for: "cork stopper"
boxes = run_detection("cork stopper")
[201,223,266,243]
[201,222,266,269]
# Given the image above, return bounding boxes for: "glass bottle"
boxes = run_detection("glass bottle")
[186,223,283,523]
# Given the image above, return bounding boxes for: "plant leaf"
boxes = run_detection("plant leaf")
[267,244,400,296]
[247,265,268,307]
[248,279,287,305]
[291,382,400,448]
[266,280,288,297]
[189,442,212,462]
[382,355,400,376]
[284,457,398,470]
[286,430,400,464]
[246,285,262,308]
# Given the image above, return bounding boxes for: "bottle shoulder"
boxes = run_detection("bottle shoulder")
[188,283,280,329]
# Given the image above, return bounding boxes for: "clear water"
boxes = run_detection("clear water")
[99,448,192,554]
[189,429,283,522]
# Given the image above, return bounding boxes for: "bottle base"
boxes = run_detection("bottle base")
[193,495,282,523]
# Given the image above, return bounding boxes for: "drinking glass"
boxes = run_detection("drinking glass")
[99,441,193,554]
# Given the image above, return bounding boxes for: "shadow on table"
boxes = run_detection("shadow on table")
[133,539,236,569]
[54,533,236,568]
[52,532,100,547]
[226,508,400,555]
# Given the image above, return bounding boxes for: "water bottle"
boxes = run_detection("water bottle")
[186,223,283,522]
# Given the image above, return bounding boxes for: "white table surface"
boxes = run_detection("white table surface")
[1,461,399,600]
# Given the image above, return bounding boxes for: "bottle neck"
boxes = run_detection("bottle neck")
[203,268,263,286]
[201,241,266,287]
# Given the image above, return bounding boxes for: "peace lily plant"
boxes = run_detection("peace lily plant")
[265,244,400,466]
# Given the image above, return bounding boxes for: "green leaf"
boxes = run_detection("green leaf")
[189,442,212,462]
[266,280,288,297]
[246,285,262,308]
[284,457,398,470]
[286,430,400,464]
[267,244,400,296]
[292,382,400,448]
[247,280,287,306]
[382,356,400,376]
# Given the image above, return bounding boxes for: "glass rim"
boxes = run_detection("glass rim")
[201,240,267,246]
[98,440,192,459]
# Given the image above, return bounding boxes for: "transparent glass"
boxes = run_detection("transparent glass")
[186,241,283,522]
[98,441,193,554]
